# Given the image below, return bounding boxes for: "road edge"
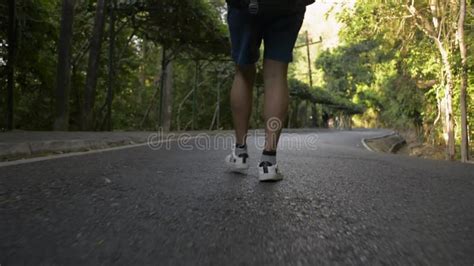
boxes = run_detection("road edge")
[0,136,202,168]
[361,131,407,153]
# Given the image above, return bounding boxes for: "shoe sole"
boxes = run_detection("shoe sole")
[259,173,283,182]
[225,161,249,174]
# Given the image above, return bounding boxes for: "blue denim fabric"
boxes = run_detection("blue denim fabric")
[227,6,306,65]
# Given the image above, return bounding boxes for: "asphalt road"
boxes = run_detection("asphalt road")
[1,129,473,265]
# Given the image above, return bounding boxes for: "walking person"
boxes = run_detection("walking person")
[225,0,314,181]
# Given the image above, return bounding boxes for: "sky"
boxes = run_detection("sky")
[291,0,356,84]
[301,0,356,48]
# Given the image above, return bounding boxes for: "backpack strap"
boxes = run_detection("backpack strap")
[225,0,248,9]
[248,0,259,14]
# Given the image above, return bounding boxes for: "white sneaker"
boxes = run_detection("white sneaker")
[225,150,249,173]
[258,161,283,182]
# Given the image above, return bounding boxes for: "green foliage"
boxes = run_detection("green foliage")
[315,40,386,98]
[378,74,424,129]
[137,0,230,56]
[334,0,442,133]
[333,0,473,158]
[2,0,470,141]
[1,0,232,131]
[0,0,61,129]
[289,78,364,115]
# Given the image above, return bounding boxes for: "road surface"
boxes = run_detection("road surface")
[1,129,473,265]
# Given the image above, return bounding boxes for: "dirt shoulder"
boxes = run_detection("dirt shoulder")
[396,130,446,160]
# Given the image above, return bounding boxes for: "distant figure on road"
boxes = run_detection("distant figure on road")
[225,0,314,181]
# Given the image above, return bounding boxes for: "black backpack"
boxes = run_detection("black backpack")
[226,0,315,15]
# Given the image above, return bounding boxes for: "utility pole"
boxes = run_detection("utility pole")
[305,31,315,127]
[305,31,313,88]
[295,32,323,86]
[295,32,322,127]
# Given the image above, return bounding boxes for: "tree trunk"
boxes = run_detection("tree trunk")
[457,0,469,162]
[192,61,200,130]
[292,100,300,128]
[160,50,173,132]
[138,39,147,101]
[216,73,221,129]
[406,2,457,160]
[435,39,456,160]
[140,49,162,129]
[177,88,194,131]
[6,0,17,130]
[54,0,76,131]
[104,1,115,131]
[210,73,223,131]
[311,104,318,127]
[83,0,107,130]
[287,100,293,129]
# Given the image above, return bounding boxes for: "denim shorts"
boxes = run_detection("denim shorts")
[227,7,306,65]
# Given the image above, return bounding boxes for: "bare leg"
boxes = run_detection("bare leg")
[231,64,256,145]
[263,59,289,152]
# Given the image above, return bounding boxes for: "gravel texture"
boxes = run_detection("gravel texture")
[1,129,473,265]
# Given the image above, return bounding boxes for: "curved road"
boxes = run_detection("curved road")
[1,129,473,265]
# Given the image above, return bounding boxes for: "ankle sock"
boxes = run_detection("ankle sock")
[261,150,277,165]
[235,143,248,157]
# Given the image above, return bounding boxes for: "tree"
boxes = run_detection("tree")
[83,0,107,130]
[288,78,365,115]
[160,48,174,132]
[6,0,17,130]
[406,0,458,160]
[104,0,115,131]
[1,0,232,132]
[337,0,471,161]
[54,0,76,131]
[457,0,469,162]
[315,40,381,98]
